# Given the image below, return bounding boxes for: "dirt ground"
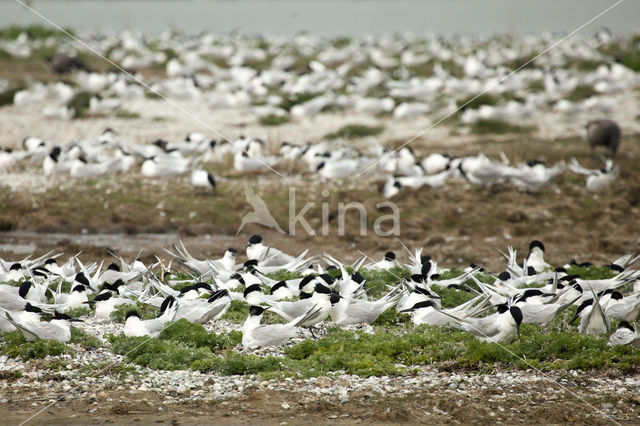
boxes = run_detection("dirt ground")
[3,380,640,425]
[1,133,639,271]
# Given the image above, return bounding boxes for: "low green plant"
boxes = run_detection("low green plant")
[107,320,241,371]
[110,302,158,323]
[565,84,598,103]
[565,264,617,280]
[65,306,92,319]
[259,114,290,126]
[279,91,320,112]
[0,331,72,360]
[221,300,250,324]
[325,124,384,140]
[0,86,24,106]
[470,119,533,135]
[66,91,92,118]
[114,109,140,119]
[0,25,72,40]
[70,326,103,349]
[458,93,498,110]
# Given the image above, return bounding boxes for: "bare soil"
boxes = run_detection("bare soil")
[1,134,639,270]
[2,380,640,425]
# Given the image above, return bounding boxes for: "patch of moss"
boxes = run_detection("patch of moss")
[107,320,241,371]
[114,109,140,119]
[259,114,290,126]
[65,306,92,319]
[0,86,25,106]
[0,25,72,40]
[325,124,384,140]
[565,84,598,103]
[66,91,92,118]
[0,331,72,360]
[110,302,158,323]
[470,119,533,135]
[565,264,617,280]
[70,326,103,349]
[458,93,499,110]
[279,91,320,112]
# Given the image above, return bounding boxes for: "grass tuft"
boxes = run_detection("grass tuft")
[470,119,534,135]
[0,331,72,360]
[325,124,384,140]
[259,114,290,126]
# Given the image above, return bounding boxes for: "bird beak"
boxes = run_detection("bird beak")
[83,300,95,305]
[398,308,413,313]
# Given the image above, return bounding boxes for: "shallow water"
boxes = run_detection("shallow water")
[1,0,639,36]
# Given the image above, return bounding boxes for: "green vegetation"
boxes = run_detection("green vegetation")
[221,299,250,324]
[565,264,617,280]
[0,86,24,107]
[110,301,158,323]
[458,93,498,110]
[114,109,141,119]
[70,326,103,348]
[279,91,320,112]
[108,319,241,371]
[325,124,384,140]
[66,91,92,118]
[565,84,599,103]
[527,79,545,92]
[259,114,290,126]
[470,119,534,135]
[0,25,72,40]
[0,264,635,376]
[65,306,92,319]
[359,267,410,298]
[0,331,72,360]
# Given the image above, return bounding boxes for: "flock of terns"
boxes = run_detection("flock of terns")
[2,29,638,124]
[2,235,640,349]
[0,127,621,195]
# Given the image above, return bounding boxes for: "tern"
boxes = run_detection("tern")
[242,305,321,348]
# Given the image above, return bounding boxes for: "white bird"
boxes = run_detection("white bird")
[88,291,135,322]
[441,303,523,343]
[330,286,402,325]
[570,292,610,336]
[245,234,294,266]
[568,157,619,191]
[507,160,565,192]
[316,159,361,179]
[608,321,640,347]
[5,310,77,342]
[123,302,178,338]
[383,171,451,198]
[261,283,333,330]
[242,304,320,348]
[190,169,216,192]
[366,251,399,270]
[525,240,551,273]
[160,291,230,324]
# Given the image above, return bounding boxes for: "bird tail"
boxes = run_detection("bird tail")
[291,304,322,328]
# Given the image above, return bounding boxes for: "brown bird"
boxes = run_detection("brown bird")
[586,119,621,157]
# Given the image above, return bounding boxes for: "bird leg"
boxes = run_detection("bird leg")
[308,326,317,339]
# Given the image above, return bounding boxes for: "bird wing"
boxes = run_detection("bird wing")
[568,158,595,176]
